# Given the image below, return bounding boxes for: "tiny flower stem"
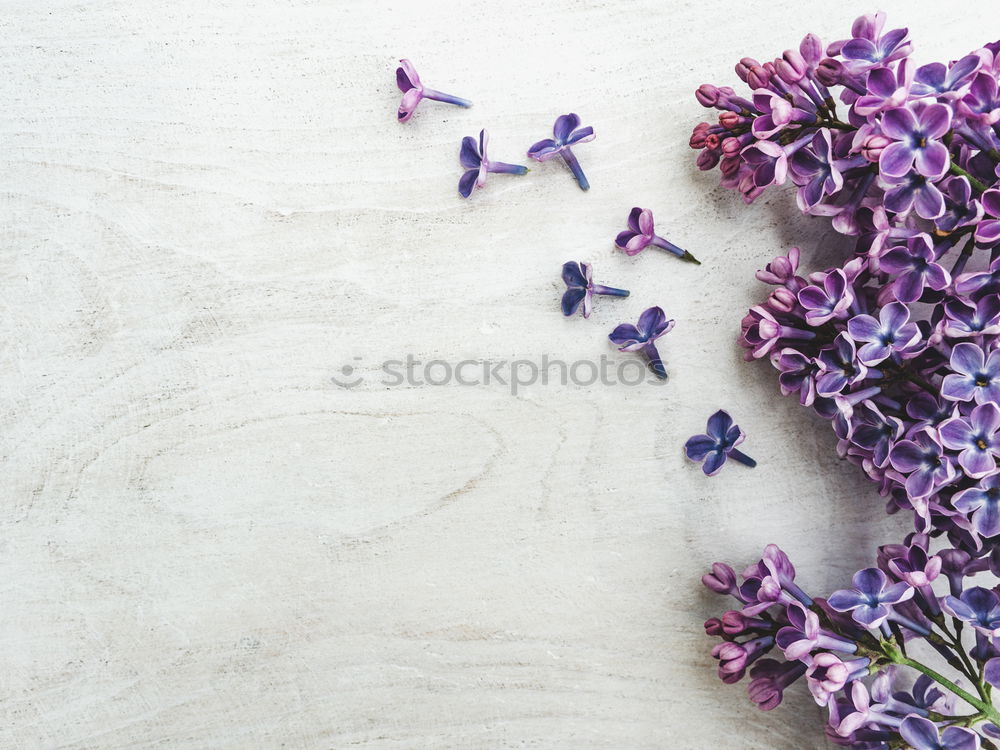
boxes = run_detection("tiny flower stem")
[422,89,472,108]
[651,236,701,265]
[889,650,1000,726]
[488,162,529,175]
[641,342,667,379]
[948,161,989,193]
[560,147,590,191]
[591,285,630,297]
[728,449,756,468]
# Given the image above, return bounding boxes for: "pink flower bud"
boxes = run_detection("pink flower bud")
[719,155,742,178]
[704,133,721,150]
[816,58,844,87]
[695,84,721,107]
[776,49,808,83]
[718,111,743,130]
[735,57,760,83]
[696,148,720,171]
[800,33,824,64]
[861,133,892,162]
[721,136,743,155]
[689,122,711,149]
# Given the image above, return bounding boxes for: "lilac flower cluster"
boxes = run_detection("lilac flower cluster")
[704,539,1000,748]
[689,14,1000,238]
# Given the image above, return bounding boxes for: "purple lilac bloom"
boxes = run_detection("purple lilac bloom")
[815,333,869,397]
[958,72,1000,125]
[797,269,855,325]
[608,306,674,379]
[879,103,952,179]
[614,207,700,264]
[936,177,983,234]
[846,301,921,364]
[458,130,528,198]
[888,429,956,498]
[684,410,756,476]
[942,342,1000,405]
[943,586,1000,634]
[879,235,951,303]
[527,113,595,191]
[899,715,980,750]
[954,475,1000,538]
[789,129,845,211]
[939,403,1000,478]
[976,189,1000,245]
[559,262,629,318]
[909,54,982,99]
[827,567,913,627]
[396,59,471,122]
[941,296,1000,338]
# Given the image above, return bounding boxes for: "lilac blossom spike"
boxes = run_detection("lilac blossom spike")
[457,130,528,198]
[608,306,674,379]
[614,207,701,264]
[395,59,471,122]
[527,113,595,191]
[559,261,628,318]
[684,410,756,476]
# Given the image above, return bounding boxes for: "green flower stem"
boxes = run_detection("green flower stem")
[949,161,989,193]
[890,651,1000,726]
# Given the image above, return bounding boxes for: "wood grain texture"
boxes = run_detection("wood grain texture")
[0,1,993,747]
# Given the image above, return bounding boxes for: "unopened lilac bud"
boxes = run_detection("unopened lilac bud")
[861,133,892,162]
[689,122,711,149]
[718,111,743,130]
[704,617,725,636]
[696,83,721,107]
[747,63,771,89]
[719,155,741,178]
[816,57,844,87]
[704,133,721,150]
[776,49,808,83]
[696,148,720,171]
[769,287,798,313]
[800,33,824,64]
[721,136,743,155]
[735,57,760,83]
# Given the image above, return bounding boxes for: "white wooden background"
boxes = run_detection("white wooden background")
[0,1,992,747]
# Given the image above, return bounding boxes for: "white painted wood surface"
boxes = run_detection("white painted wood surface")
[1,1,993,747]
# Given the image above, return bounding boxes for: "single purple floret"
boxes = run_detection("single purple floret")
[614,207,700,264]
[815,332,869,397]
[900,715,980,750]
[846,301,922,364]
[396,59,472,122]
[608,306,674,379]
[888,428,956,498]
[939,402,1000,479]
[527,113,595,191]
[976,189,1000,245]
[910,54,982,99]
[941,342,1000,405]
[458,130,528,198]
[879,103,952,180]
[943,586,1000,634]
[560,261,629,318]
[797,268,855,325]
[879,235,951,303]
[684,409,756,476]
[827,567,913,628]
[954,475,1000,538]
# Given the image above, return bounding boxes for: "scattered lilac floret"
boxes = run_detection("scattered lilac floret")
[608,306,674,379]
[684,409,756,476]
[527,113,595,191]
[458,130,528,198]
[614,207,701,264]
[396,59,472,122]
[560,261,629,318]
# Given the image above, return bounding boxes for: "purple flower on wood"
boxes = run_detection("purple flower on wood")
[684,409,756,476]
[608,306,674,379]
[560,261,629,318]
[942,342,1000,404]
[879,235,951,303]
[797,268,855,325]
[881,171,946,220]
[943,586,1000,634]
[789,129,845,211]
[614,207,700,264]
[879,103,952,179]
[899,715,980,750]
[827,567,913,627]
[954,475,1000,538]
[527,113,595,191]
[910,54,982,99]
[815,333,869,397]
[939,403,1000,478]
[888,429,956,498]
[458,130,528,198]
[396,59,472,122]
[976,189,1000,245]
[847,301,922,364]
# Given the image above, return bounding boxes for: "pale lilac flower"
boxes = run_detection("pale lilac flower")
[797,269,855,324]
[614,207,700,264]
[828,567,914,627]
[958,72,1000,125]
[910,54,982,99]
[560,261,629,318]
[939,402,1000,478]
[881,171,946,220]
[899,715,980,750]
[789,129,845,211]
[976,189,1000,245]
[888,429,956,498]
[954,475,1000,538]
[815,333,869,397]
[879,103,952,179]
[458,130,528,198]
[942,296,1000,338]
[396,59,471,122]
[854,58,913,115]
[847,302,921,364]
[806,653,868,706]
[943,586,1000,634]
[608,306,674,378]
[942,342,1000,404]
[879,235,951,303]
[684,410,756,476]
[527,113,595,191]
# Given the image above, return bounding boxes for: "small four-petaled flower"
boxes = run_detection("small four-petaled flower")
[560,262,629,318]
[458,130,528,198]
[684,410,757,476]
